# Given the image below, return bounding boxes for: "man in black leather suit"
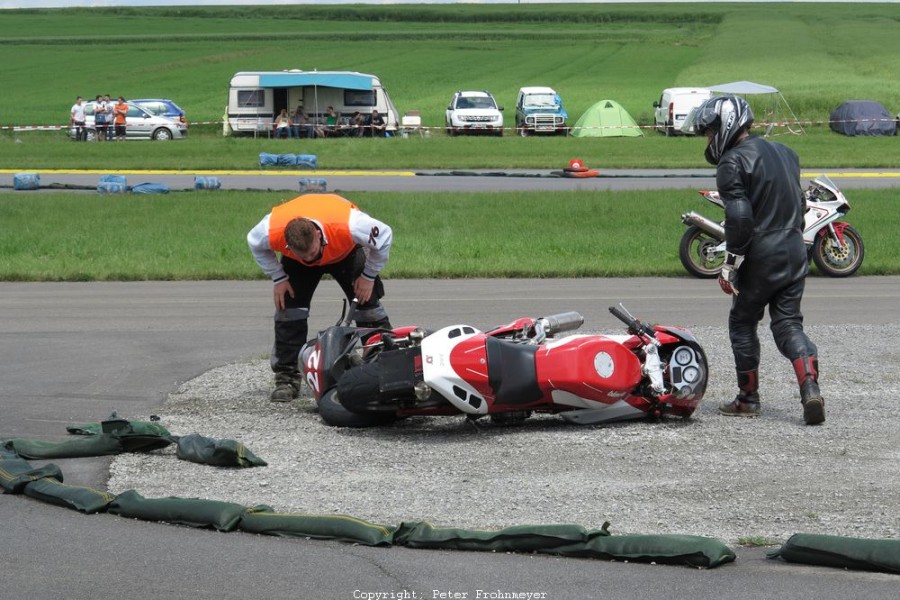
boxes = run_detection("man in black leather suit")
[694,95,825,425]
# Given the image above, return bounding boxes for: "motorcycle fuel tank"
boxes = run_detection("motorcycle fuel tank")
[535,335,642,404]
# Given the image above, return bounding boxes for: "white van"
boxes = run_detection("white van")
[226,70,400,136]
[652,87,712,136]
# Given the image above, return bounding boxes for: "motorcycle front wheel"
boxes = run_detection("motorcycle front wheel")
[679,225,724,278]
[811,224,864,277]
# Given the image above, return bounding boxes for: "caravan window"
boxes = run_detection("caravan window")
[344,89,377,107]
[237,89,265,108]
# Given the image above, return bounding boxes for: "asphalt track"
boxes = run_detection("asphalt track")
[3,167,900,194]
[2,278,899,599]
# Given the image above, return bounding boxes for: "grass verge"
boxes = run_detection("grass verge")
[0,189,893,281]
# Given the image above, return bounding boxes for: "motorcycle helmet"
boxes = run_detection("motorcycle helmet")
[694,95,754,165]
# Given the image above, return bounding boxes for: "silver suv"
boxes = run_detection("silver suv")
[445,90,504,136]
[69,101,187,141]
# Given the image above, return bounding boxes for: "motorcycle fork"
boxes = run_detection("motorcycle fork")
[821,221,848,246]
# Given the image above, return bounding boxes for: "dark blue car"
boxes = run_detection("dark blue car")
[131,99,187,124]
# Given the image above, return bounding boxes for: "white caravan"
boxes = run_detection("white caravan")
[226,70,400,135]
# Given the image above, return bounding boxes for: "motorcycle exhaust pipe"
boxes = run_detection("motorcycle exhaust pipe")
[681,211,725,239]
[537,311,584,335]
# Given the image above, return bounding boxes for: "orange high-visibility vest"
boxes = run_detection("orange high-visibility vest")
[268,194,358,266]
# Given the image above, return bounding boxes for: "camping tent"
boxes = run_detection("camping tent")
[829,100,896,136]
[707,81,803,136]
[571,100,643,138]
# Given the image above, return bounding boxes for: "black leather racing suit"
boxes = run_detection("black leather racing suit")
[716,135,817,374]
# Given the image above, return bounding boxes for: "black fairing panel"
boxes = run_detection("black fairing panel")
[485,337,542,406]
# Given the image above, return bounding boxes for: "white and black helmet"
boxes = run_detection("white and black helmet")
[694,95,754,165]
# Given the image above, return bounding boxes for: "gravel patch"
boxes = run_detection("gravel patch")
[108,324,900,546]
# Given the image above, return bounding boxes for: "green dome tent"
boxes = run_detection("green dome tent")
[571,99,643,137]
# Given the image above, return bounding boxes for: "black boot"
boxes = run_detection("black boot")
[793,356,825,425]
[270,316,308,402]
[718,368,761,417]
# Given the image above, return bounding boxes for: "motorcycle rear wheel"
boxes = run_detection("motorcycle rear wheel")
[679,225,724,278]
[317,387,396,428]
[337,360,419,414]
[811,224,864,277]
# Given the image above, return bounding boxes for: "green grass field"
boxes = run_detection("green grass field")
[0,190,893,281]
[1,3,898,169]
[0,4,897,281]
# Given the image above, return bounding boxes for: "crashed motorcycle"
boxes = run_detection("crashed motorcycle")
[679,174,865,278]
[299,303,708,428]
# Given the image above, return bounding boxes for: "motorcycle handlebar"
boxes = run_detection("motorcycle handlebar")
[608,304,656,339]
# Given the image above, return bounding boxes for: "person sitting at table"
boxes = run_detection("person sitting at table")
[274,109,294,139]
[368,109,387,138]
[350,111,366,137]
[324,106,338,136]
[292,107,314,139]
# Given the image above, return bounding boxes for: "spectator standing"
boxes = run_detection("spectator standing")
[71,96,87,141]
[104,94,114,140]
[246,193,393,402]
[93,94,108,142]
[114,96,128,141]
[694,95,825,425]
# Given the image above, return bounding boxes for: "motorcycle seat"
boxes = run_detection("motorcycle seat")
[485,337,542,406]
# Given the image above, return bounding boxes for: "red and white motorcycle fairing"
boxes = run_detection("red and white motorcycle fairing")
[420,320,705,425]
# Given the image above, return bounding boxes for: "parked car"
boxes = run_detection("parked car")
[652,87,712,136]
[69,101,187,141]
[130,98,187,124]
[445,90,504,136]
[514,86,567,136]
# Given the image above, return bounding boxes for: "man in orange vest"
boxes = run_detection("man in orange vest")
[248,193,393,402]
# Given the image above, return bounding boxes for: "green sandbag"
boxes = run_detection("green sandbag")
[67,420,171,437]
[393,521,607,553]
[3,435,123,459]
[767,533,900,574]
[175,433,267,468]
[0,458,64,493]
[23,477,115,514]
[548,534,736,568]
[239,507,395,546]
[109,489,247,532]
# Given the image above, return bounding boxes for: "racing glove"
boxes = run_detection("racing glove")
[718,252,744,296]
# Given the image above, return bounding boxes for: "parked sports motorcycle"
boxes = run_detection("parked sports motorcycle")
[299,302,708,428]
[679,174,864,278]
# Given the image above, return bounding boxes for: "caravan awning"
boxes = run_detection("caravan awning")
[708,81,779,95]
[258,72,373,90]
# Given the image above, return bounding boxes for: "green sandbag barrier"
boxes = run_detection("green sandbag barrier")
[2,422,739,569]
[393,521,608,553]
[240,506,396,546]
[0,458,64,493]
[109,489,249,532]
[175,433,267,468]
[768,533,900,574]
[392,522,733,568]
[23,477,115,514]
[546,533,736,569]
